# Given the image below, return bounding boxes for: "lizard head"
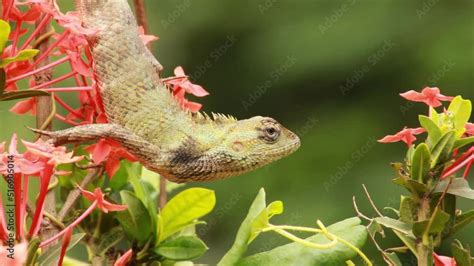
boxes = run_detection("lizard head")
[165,115,300,183]
[215,116,301,175]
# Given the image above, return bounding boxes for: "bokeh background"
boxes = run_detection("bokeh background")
[1,0,473,264]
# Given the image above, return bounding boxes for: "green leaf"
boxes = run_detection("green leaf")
[0,20,10,54]
[383,252,403,266]
[452,210,474,236]
[399,196,416,223]
[158,188,216,243]
[37,233,85,265]
[0,90,50,101]
[117,191,152,244]
[393,176,429,195]
[236,217,367,266]
[367,220,384,238]
[454,136,474,150]
[141,167,184,194]
[452,240,473,266]
[374,217,413,236]
[218,188,267,266]
[419,115,442,146]
[97,227,124,256]
[0,49,39,67]
[411,143,431,182]
[127,163,157,237]
[430,130,456,168]
[249,200,284,242]
[26,237,40,266]
[434,178,474,200]
[412,209,450,239]
[154,236,208,260]
[447,96,472,137]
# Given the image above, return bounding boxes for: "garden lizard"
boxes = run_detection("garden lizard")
[33,0,300,183]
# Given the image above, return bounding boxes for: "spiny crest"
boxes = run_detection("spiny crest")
[191,111,237,125]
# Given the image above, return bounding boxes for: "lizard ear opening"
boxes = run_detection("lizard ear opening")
[232,141,245,152]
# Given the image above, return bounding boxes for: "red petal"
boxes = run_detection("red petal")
[114,249,133,266]
[78,186,98,202]
[91,139,111,164]
[9,98,36,114]
[433,252,457,266]
[174,66,186,77]
[378,134,402,143]
[101,200,127,213]
[400,90,425,102]
[58,227,73,266]
[105,159,121,178]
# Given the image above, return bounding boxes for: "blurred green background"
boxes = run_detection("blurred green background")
[1,0,473,264]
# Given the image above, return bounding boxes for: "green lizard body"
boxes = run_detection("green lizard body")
[35,0,300,183]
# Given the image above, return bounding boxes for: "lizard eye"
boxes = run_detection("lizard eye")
[262,125,280,143]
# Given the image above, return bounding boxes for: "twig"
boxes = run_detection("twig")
[362,184,384,217]
[58,166,104,221]
[352,196,372,222]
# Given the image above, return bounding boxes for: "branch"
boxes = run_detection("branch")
[362,184,384,217]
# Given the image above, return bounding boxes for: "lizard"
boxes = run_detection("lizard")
[32,0,300,183]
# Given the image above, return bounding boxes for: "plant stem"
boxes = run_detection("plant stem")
[34,5,60,248]
[416,196,432,266]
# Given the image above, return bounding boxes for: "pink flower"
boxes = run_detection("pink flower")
[40,187,127,248]
[0,134,44,175]
[78,187,128,213]
[162,66,209,112]
[0,242,28,266]
[378,127,426,147]
[114,249,133,266]
[22,138,83,166]
[172,66,209,97]
[465,123,474,136]
[433,252,457,266]
[85,139,136,178]
[138,26,159,45]
[400,87,453,107]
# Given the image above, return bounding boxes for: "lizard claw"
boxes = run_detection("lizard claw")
[27,126,54,137]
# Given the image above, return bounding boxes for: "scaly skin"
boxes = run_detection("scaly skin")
[35,0,300,183]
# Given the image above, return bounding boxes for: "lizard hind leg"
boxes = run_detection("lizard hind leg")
[29,124,162,168]
[29,124,119,146]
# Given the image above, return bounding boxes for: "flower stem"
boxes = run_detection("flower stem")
[40,201,98,248]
